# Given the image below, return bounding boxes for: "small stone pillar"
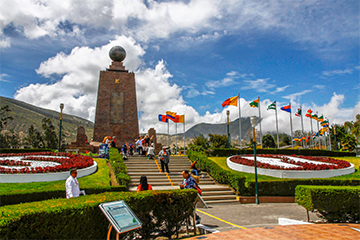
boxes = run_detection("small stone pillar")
[148,128,162,154]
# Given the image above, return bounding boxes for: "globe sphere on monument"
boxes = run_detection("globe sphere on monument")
[109,46,126,62]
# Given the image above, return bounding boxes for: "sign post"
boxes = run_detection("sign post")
[99,200,142,240]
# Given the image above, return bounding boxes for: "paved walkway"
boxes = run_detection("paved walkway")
[184,203,359,239]
[195,203,320,231]
[187,224,360,239]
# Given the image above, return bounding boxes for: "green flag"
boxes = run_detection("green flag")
[250,98,259,108]
[267,101,276,110]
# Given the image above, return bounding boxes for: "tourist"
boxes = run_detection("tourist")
[179,170,201,224]
[129,143,134,155]
[190,161,201,176]
[137,175,153,191]
[136,137,143,155]
[158,146,170,173]
[110,136,116,148]
[147,142,155,160]
[66,169,85,199]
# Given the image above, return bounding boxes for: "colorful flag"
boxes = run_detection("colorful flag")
[267,101,276,110]
[321,120,329,126]
[311,113,318,120]
[293,138,301,142]
[281,104,291,113]
[305,109,312,118]
[305,136,311,142]
[166,111,176,120]
[222,96,238,107]
[295,108,301,117]
[249,98,259,108]
[158,114,169,122]
[174,114,185,123]
[318,115,324,122]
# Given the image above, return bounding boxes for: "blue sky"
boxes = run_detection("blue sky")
[0,0,359,135]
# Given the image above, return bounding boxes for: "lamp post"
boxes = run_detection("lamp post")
[58,103,64,152]
[250,115,259,204]
[226,110,230,148]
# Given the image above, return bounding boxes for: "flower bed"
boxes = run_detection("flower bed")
[229,154,351,170]
[227,154,355,179]
[0,152,94,174]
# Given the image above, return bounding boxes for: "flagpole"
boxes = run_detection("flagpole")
[238,93,242,148]
[316,112,320,149]
[300,106,304,148]
[275,102,279,149]
[183,116,186,155]
[175,122,177,155]
[290,102,294,149]
[258,96,263,148]
[328,119,332,150]
[167,120,170,147]
[310,114,313,149]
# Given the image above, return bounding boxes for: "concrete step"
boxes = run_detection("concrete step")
[205,199,239,205]
[130,182,172,186]
[201,191,235,196]
[202,195,238,201]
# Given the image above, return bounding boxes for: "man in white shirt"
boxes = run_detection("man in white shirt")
[66,169,84,198]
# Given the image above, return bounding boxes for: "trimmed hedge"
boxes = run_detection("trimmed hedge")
[0,158,126,206]
[187,150,247,195]
[109,148,131,189]
[295,185,360,223]
[0,148,54,154]
[0,190,198,239]
[187,150,360,196]
[210,148,356,157]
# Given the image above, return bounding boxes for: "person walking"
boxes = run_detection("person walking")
[137,175,153,191]
[158,146,170,173]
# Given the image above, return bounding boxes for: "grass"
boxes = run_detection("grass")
[0,158,110,195]
[208,156,360,181]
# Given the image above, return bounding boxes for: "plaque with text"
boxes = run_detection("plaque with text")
[99,200,142,234]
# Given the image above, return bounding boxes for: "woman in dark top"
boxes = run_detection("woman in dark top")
[137,175,153,191]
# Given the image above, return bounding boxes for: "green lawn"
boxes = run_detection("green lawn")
[0,158,110,195]
[209,156,360,181]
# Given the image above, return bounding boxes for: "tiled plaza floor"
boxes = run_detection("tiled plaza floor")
[187,224,360,239]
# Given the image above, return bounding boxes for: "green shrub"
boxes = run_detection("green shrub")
[187,150,246,195]
[0,190,198,239]
[210,148,356,157]
[109,148,131,188]
[188,150,360,196]
[0,158,126,206]
[0,148,54,154]
[295,185,360,223]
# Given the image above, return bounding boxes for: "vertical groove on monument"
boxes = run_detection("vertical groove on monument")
[93,46,139,146]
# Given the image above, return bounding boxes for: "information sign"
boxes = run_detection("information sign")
[99,200,142,234]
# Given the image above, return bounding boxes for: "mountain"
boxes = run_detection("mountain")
[1,96,255,146]
[185,117,253,141]
[0,96,94,143]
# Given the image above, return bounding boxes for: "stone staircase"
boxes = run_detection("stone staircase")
[125,155,238,205]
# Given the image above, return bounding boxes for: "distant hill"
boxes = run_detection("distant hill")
[0,96,94,143]
[1,96,255,146]
[185,117,253,140]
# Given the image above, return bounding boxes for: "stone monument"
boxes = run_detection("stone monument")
[93,46,139,146]
[67,126,95,153]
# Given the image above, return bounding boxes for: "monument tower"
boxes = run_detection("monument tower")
[93,46,139,146]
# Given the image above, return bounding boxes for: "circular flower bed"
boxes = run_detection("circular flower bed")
[0,152,94,174]
[229,154,351,170]
[227,154,355,179]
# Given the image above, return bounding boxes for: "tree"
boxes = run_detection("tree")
[42,118,58,149]
[208,134,227,148]
[188,134,209,152]
[4,129,21,148]
[25,125,44,148]
[262,134,276,148]
[341,133,357,152]
[0,105,13,131]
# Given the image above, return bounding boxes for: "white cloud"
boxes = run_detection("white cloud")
[275,85,290,92]
[241,78,275,93]
[283,90,312,101]
[0,73,10,82]
[322,68,353,77]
